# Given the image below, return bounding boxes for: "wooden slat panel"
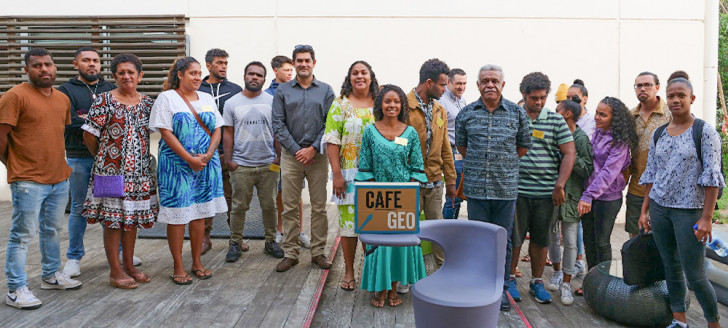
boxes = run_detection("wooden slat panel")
[0,15,186,97]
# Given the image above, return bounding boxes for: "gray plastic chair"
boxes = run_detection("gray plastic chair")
[411,219,506,328]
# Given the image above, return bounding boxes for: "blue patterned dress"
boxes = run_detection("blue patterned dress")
[149,90,227,224]
[355,124,428,292]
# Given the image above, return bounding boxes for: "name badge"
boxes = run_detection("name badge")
[532,129,545,139]
[201,105,214,112]
[436,117,445,128]
[269,164,281,172]
[394,137,408,146]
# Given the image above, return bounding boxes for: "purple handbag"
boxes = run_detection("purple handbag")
[93,175,125,198]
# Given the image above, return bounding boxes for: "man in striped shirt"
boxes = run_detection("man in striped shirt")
[509,72,575,305]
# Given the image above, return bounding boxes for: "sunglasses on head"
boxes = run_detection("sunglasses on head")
[294,44,313,51]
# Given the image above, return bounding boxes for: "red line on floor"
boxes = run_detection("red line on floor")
[508,292,533,328]
[302,232,341,328]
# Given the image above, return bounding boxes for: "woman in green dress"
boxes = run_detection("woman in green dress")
[323,61,378,291]
[355,84,428,308]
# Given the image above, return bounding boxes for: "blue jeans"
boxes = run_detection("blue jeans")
[66,157,93,261]
[650,200,719,322]
[467,198,516,290]
[5,180,69,290]
[442,157,463,219]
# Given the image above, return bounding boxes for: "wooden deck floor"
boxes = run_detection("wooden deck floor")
[0,201,339,328]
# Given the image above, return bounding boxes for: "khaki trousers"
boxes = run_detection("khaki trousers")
[420,185,444,268]
[281,151,329,259]
[229,164,279,243]
[205,153,233,234]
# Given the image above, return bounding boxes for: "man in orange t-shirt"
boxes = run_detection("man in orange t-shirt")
[0,48,82,310]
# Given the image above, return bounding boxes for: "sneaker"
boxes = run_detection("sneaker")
[508,277,522,302]
[500,290,511,312]
[396,283,410,294]
[275,231,284,244]
[226,242,241,262]
[120,251,143,266]
[62,259,81,278]
[529,280,552,304]
[547,271,563,292]
[41,271,82,290]
[560,283,574,305]
[666,319,689,328]
[298,232,311,248]
[264,241,285,258]
[6,286,42,309]
[575,260,587,277]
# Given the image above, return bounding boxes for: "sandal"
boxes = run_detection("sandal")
[387,294,402,307]
[110,278,138,289]
[574,287,584,296]
[192,269,213,280]
[521,255,530,262]
[370,292,385,308]
[545,259,553,266]
[340,279,355,291]
[126,271,151,283]
[170,274,192,285]
[515,267,523,278]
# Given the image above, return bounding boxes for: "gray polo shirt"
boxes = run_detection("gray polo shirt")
[271,77,335,155]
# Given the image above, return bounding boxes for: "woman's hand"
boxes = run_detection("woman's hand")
[577,200,592,216]
[332,172,346,199]
[638,212,651,233]
[695,216,713,244]
[187,154,207,172]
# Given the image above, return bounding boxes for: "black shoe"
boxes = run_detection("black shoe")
[264,241,285,258]
[500,291,511,312]
[226,242,241,262]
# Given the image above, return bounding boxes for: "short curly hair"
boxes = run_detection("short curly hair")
[204,48,228,64]
[111,53,142,74]
[599,96,638,152]
[373,84,409,123]
[419,58,449,84]
[519,72,551,95]
[340,60,378,99]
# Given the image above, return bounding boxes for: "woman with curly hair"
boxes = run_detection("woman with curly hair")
[322,61,378,291]
[355,84,427,308]
[577,96,637,269]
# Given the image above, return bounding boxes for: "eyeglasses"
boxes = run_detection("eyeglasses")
[294,44,313,51]
[634,83,655,89]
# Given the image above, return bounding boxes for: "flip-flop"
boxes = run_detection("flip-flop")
[574,287,584,296]
[127,271,151,283]
[110,278,138,289]
[192,269,213,280]
[340,279,355,291]
[521,255,531,262]
[387,295,402,307]
[170,274,192,285]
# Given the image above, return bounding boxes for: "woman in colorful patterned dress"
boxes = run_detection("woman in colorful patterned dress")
[355,84,428,308]
[149,57,227,285]
[323,61,378,291]
[82,53,158,289]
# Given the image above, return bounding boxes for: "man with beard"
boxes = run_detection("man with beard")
[0,48,82,309]
[198,48,243,254]
[57,47,132,278]
[222,61,284,261]
[403,58,456,278]
[272,45,335,272]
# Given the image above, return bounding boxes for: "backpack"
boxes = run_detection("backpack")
[653,118,724,199]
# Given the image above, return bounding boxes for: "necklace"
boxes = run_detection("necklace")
[84,82,99,102]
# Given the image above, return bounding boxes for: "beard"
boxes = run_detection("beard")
[245,81,262,92]
[32,76,56,88]
[79,71,99,82]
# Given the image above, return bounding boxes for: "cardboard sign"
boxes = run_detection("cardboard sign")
[354,182,420,234]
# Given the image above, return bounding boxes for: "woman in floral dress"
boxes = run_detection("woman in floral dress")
[323,61,378,291]
[82,54,158,289]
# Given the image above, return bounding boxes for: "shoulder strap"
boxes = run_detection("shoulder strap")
[175,90,212,137]
[692,118,705,163]
[653,123,669,146]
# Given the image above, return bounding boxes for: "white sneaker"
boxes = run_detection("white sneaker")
[119,251,142,266]
[560,283,574,305]
[546,271,563,292]
[62,259,81,278]
[575,260,587,277]
[275,231,284,244]
[396,283,410,294]
[298,232,311,249]
[41,271,82,290]
[6,286,42,309]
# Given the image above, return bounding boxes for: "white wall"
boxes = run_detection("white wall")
[0,0,717,200]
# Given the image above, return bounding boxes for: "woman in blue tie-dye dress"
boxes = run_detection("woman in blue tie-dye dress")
[149,57,227,285]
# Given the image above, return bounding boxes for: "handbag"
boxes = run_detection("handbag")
[621,230,665,286]
[93,174,125,198]
[175,89,212,137]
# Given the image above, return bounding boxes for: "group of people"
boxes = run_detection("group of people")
[0,45,724,328]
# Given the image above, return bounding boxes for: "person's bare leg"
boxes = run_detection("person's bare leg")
[341,236,357,288]
[387,282,401,306]
[167,224,187,279]
[529,244,548,279]
[189,218,208,274]
[552,262,561,272]
[122,228,147,280]
[510,245,522,275]
[104,228,131,282]
[563,273,572,283]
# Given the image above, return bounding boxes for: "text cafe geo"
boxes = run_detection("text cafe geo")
[354,182,420,234]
